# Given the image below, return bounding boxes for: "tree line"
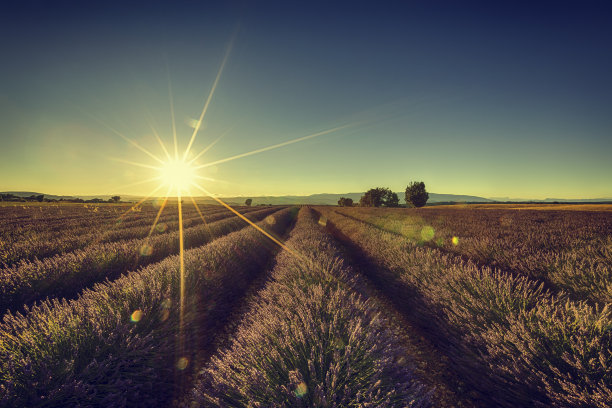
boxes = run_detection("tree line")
[338,181,429,208]
[0,194,123,203]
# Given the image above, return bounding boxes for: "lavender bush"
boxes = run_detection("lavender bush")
[0,206,282,314]
[318,207,612,407]
[338,207,612,304]
[0,207,295,407]
[191,208,430,407]
[1,205,259,267]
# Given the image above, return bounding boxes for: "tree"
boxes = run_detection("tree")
[386,192,399,207]
[405,181,429,208]
[245,198,252,206]
[36,194,44,202]
[359,187,398,207]
[110,196,121,203]
[338,197,353,207]
[360,188,385,207]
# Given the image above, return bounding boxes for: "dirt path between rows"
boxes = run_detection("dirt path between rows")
[319,211,481,408]
[173,213,298,406]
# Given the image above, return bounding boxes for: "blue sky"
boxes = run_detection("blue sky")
[1,0,611,198]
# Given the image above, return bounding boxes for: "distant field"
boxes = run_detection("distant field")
[429,203,612,211]
[0,204,610,407]
[0,201,132,207]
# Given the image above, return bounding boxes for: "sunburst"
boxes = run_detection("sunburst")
[96,34,359,373]
[158,159,198,194]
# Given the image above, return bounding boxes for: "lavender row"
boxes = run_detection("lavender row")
[0,207,295,407]
[1,206,258,267]
[338,207,612,304]
[0,200,205,222]
[320,208,611,407]
[0,204,234,265]
[0,207,283,315]
[0,204,216,255]
[0,204,186,258]
[0,203,183,234]
[99,206,263,244]
[190,207,430,407]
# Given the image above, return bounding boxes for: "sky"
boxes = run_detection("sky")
[1,0,611,199]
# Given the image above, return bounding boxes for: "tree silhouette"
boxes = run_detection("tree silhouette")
[405,181,428,207]
[110,196,121,203]
[245,198,252,206]
[338,197,353,207]
[386,192,399,207]
[360,188,398,207]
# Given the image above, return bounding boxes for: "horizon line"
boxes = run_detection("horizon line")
[2,190,611,202]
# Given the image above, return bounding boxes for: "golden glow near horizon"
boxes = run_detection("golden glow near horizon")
[119,106,351,378]
[159,159,197,194]
[97,33,358,375]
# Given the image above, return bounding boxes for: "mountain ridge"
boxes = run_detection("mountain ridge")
[3,191,611,205]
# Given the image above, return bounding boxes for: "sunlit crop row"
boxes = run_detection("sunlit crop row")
[0,205,247,266]
[1,202,608,407]
[0,207,281,314]
[338,207,612,304]
[0,207,295,407]
[319,208,612,407]
[0,203,217,248]
[0,204,170,236]
[190,207,430,407]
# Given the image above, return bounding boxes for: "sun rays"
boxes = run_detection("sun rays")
[158,159,198,193]
[94,32,361,374]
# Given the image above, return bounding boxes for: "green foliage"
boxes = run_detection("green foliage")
[386,192,400,207]
[405,181,429,207]
[360,188,399,207]
[337,197,353,207]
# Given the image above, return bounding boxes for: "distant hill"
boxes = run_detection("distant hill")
[195,192,494,206]
[214,193,612,206]
[0,191,493,205]
[1,191,74,200]
[488,197,612,203]
[0,192,145,202]
[3,191,610,206]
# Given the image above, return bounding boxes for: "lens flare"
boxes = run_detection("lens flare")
[295,382,308,398]
[102,32,363,389]
[421,225,435,241]
[333,337,345,350]
[176,357,189,370]
[131,310,143,322]
[139,244,153,256]
[452,236,459,245]
[153,197,166,208]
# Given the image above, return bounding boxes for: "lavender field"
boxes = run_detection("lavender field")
[0,203,611,407]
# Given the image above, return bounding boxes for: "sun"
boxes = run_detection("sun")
[159,158,197,194]
[101,34,358,373]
